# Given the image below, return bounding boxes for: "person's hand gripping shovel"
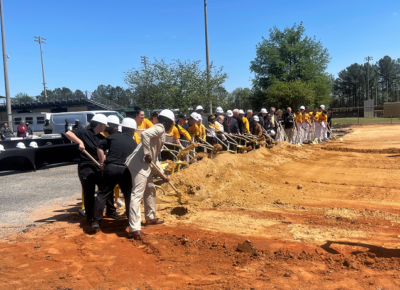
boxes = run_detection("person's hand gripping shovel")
[150,161,188,205]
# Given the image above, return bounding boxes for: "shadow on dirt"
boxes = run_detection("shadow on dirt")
[320,240,400,258]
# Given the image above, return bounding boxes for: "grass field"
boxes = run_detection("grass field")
[333,117,400,125]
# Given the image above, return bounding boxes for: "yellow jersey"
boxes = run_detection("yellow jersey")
[295,113,303,123]
[176,125,191,141]
[134,133,140,144]
[188,123,199,137]
[199,124,206,140]
[318,114,327,122]
[137,118,153,130]
[242,116,250,134]
[302,112,309,123]
[166,125,180,140]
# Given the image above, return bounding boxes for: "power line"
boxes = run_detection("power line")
[34,36,48,98]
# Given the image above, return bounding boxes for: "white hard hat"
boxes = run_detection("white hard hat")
[16,142,26,149]
[118,126,122,133]
[270,130,276,136]
[216,107,224,113]
[239,109,245,115]
[190,112,199,120]
[107,115,120,125]
[121,117,137,129]
[260,108,268,114]
[92,114,108,126]
[75,119,79,122]
[0,144,4,151]
[226,110,233,117]
[195,105,204,111]
[29,141,38,148]
[320,105,325,109]
[159,109,175,122]
[195,113,202,121]
[300,106,305,110]
[253,115,259,122]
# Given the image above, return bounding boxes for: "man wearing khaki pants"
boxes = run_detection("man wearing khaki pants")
[125,109,175,239]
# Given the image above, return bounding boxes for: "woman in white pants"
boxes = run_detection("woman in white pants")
[295,109,303,144]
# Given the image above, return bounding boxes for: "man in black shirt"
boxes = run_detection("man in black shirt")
[233,109,245,134]
[92,118,138,229]
[65,114,109,225]
[73,119,82,130]
[283,107,295,144]
[223,110,240,134]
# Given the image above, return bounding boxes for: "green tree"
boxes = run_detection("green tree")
[263,80,315,110]
[230,88,253,110]
[250,22,332,109]
[124,58,228,112]
[12,93,34,105]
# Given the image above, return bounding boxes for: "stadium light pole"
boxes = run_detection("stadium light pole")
[0,0,11,125]
[204,0,212,113]
[364,56,373,100]
[34,36,47,98]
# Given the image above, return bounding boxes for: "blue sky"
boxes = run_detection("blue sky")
[0,0,399,99]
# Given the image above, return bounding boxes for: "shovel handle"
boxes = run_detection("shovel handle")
[150,161,180,195]
[83,150,101,167]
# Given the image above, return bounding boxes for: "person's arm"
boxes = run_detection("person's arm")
[65,131,85,151]
[178,125,191,142]
[97,138,110,170]
[234,121,240,134]
[141,125,163,161]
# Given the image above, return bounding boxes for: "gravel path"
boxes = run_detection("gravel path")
[0,163,82,238]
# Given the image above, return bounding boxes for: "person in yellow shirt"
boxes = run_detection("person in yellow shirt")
[314,105,325,142]
[301,106,311,142]
[187,112,200,143]
[295,108,304,144]
[319,110,328,142]
[165,124,182,146]
[239,109,250,134]
[134,109,153,144]
[175,113,191,147]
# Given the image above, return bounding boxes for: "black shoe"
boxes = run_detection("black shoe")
[106,212,122,220]
[89,222,100,233]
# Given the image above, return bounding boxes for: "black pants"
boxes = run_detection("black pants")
[206,136,216,146]
[79,165,115,223]
[93,164,132,224]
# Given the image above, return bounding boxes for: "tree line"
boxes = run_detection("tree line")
[331,56,400,107]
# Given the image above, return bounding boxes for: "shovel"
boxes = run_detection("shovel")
[83,150,101,167]
[150,161,187,205]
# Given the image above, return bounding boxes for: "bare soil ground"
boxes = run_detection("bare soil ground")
[2,125,400,289]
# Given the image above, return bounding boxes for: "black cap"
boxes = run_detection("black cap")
[178,113,187,120]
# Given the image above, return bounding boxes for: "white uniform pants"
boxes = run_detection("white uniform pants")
[315,122,321,141]
[296,123,303,144]
[302,122,309,140]
[321,122,327,139]
[310,122,315,140]
[129,173,156,232]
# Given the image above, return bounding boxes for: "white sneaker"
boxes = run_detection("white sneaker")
[116,198,125,207]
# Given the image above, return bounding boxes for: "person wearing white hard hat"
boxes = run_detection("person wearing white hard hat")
[258,108,268,127]
[65,113,116,225]
[102,115,121,137]
[317,109,329,142]
[92,118,138,230]
[101,114,125,208]
[195,105,210,131]
[239,109,250,134]
[223,110,240,135]
[73,119,82,130]
[250,115,263,137]
[125,109,174,239]
[215,107,224,118]
[187,112,201,143]
[194,113,206,141]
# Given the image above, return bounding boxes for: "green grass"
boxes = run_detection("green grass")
[333,117,400,125]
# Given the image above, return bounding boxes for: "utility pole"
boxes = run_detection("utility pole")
[364,56,373,100]
[204,0,212,113]
[0,0,11,125]
[141,55,149,70]
[34,36,47,98]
